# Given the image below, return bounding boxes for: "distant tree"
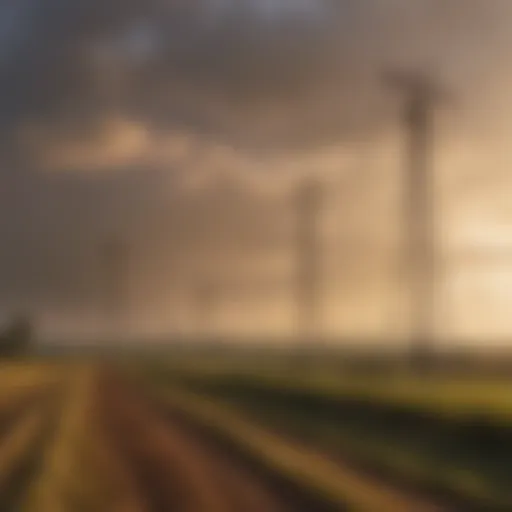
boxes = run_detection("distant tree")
[0,313,34,357]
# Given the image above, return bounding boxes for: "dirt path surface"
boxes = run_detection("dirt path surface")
[95,370,330,512]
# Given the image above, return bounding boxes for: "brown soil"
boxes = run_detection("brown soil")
[94,369,337,512]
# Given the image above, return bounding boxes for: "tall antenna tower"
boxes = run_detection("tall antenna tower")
[101,234,129,340]
[294,177,323,343]
[384,69,446,370]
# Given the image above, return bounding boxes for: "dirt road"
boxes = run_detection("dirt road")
[95,371,335,512]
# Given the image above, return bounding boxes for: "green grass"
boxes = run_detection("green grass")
[152,361,512,420]
[151,385,421,511]
[141,362,512,510]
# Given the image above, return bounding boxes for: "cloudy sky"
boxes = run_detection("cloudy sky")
[2,0,512,342]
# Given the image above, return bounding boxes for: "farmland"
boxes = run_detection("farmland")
[1,354,512,511]
[0,360,341,512]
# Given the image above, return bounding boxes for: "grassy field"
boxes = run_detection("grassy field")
[2,354,512,511]
[0,360,349,511]
[139,357,512,510]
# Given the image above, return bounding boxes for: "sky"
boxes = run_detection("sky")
[2,0,512,342]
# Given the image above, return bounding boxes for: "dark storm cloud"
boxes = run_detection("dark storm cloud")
[1,0,512,330]
[1,0,509,156]
[0,0,485,157]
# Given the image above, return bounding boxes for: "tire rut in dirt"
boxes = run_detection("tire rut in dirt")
[96,371,325,512]
[153,403,342,512]
[96,374,191,512]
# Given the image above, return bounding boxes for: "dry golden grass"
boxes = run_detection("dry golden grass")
[0,362,62,405]
[21,365,94,512]
[0,405,49,493]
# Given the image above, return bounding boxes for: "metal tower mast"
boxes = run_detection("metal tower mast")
[101,235,129,340]
[294,177,323,343]
[385,70,445,370]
